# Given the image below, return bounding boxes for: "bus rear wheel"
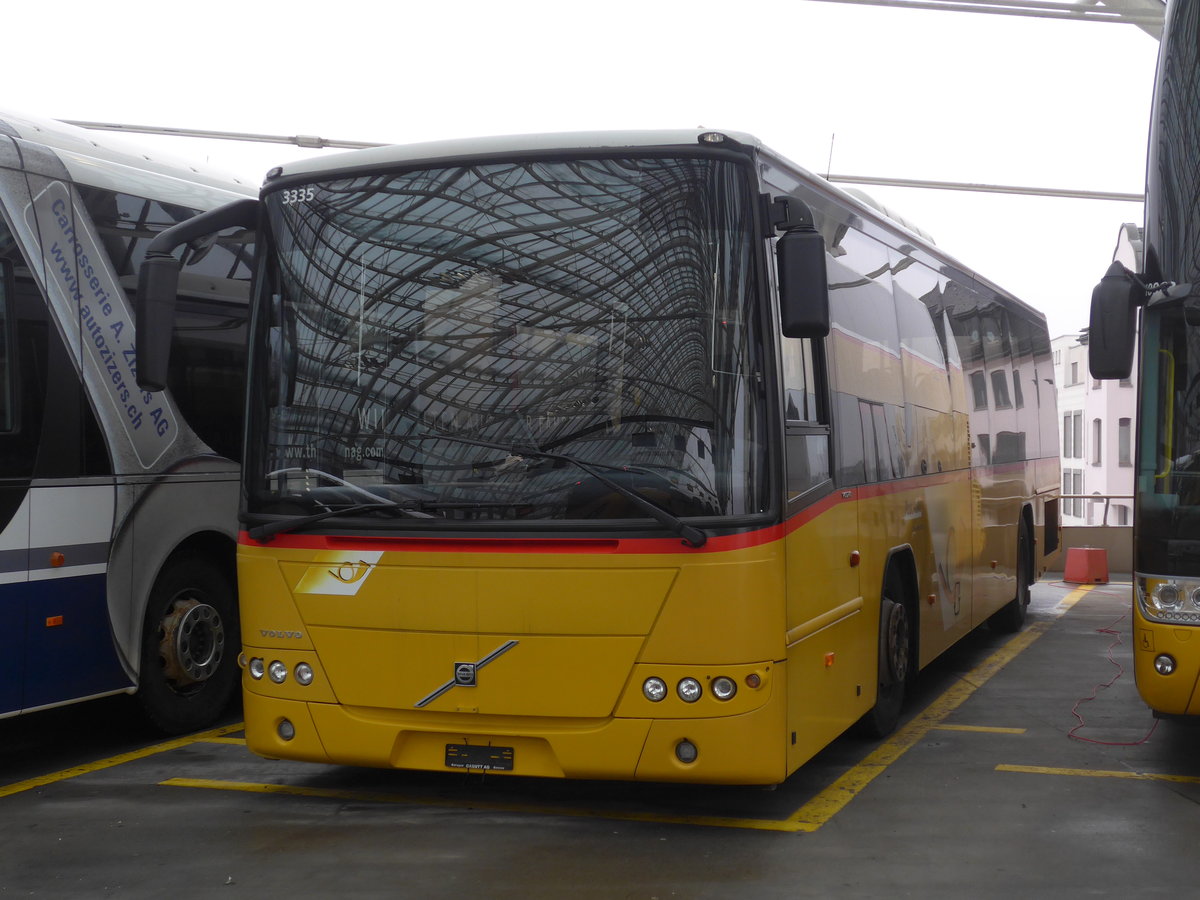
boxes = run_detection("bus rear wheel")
[990,520,1033,633]
[136,554,240,734]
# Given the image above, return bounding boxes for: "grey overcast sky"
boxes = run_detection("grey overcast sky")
[3,0,1161,337]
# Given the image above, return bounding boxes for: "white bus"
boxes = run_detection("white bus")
[0,110,254,732]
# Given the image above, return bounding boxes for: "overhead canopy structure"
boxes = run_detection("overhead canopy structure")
[805,0,1165,37]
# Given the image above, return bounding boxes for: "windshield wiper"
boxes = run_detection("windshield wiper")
[246,501,435,543]
[422,433,708,548]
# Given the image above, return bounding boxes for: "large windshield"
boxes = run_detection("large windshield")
[1137,303,1200,575]
[245,154,769,534]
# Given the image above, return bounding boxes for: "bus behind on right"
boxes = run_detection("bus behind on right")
[1090,0,1200,717]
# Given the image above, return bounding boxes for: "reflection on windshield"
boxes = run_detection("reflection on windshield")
[248,155,768,530]
[1138,303,1200,574]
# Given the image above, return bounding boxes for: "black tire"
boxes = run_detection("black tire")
[135,553,240,734]
[856,576,912,739]
[990,520,1033,634]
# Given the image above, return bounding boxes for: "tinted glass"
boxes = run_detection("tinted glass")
[250,156,768,527]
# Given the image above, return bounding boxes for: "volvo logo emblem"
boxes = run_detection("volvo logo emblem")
[415,640,519,708]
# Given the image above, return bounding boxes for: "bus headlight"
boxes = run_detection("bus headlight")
[294,663,315,686]
[248,657,265,680]
[677,678,702,703]
[268,660,288,684]
[1155,583,1182,611]
[1138,576,1200,624]
[711,676,737,700]
[643,677,667,702]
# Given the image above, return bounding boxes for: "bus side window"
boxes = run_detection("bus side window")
[167,302,248,462]
[782,336,820,424]
[782,336,830,498]
[0,260,13,433]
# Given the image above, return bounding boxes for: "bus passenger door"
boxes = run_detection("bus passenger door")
[780,333,863,766]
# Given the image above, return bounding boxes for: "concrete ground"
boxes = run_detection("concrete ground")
[2,577,1197,899]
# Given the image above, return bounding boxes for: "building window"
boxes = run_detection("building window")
[970,371,988,411]
[1012,371,1024,409]
[1118,417,1131,466]
[1092,418,1102,466]
[1062,469,1084,518]
[1064,410,1083,460]
[1071,361,1079,384]
[1116,505,1130,526]
[991,370,1011,409]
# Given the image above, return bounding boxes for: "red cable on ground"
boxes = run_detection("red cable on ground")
[1067,613,1160,746]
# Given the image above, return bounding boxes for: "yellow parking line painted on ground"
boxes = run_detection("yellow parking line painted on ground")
[164,600,1078,834]
[1056,582,1101,613]
[161,777,812,832]
[933,724,1027,734]
[997,764,1200,784]
[199,737,247,746]
[0,722,244,800]
[782,614,1059,831]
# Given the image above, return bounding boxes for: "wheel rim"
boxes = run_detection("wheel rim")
[159,594,226,689]
[884,602,910,684]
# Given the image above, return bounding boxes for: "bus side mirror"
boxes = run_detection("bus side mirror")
[1088,260,1141,380]
[135,253,181,392]
[132,197,259,393]
[777,228,830,338]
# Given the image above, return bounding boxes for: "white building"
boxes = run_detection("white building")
[1053,331,1136,527]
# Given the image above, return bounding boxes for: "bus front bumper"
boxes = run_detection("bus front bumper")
[241,687,789,785]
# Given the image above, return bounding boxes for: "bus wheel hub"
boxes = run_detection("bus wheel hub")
[160,597,225,686]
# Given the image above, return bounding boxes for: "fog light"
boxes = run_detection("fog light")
[1155,654,1177,675]
[677,678,702,703]
[675,739,698,763]
[295,662,314,686]
[268,660,288,684]
[277,719,295,741]
[248,657,265,680]
[643,677,667,702]
[711,676,737,701]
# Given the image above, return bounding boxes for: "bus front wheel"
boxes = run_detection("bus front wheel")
[856,577,911,739]
[136,554,240,734]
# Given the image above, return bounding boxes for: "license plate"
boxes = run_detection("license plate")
[445,743,514,771]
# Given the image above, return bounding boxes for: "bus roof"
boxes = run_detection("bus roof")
[265,127,1042,326]
[0,109,255,207]
[266,128,766,180]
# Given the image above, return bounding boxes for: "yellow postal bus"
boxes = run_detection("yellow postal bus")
[139,130,1059,783]
[1090,0,1200,718]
